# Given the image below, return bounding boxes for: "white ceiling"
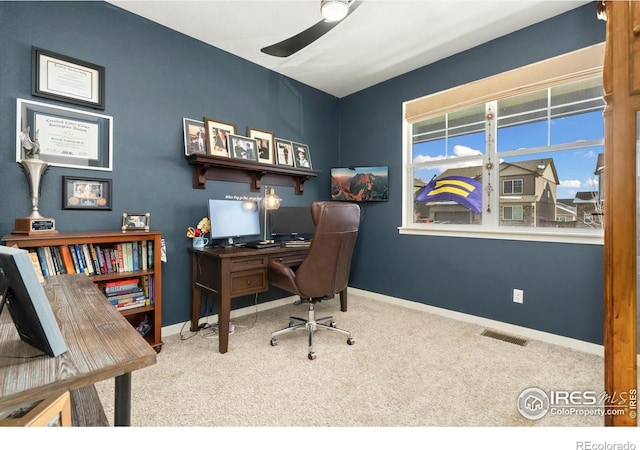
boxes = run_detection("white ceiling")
[107,0,592,98]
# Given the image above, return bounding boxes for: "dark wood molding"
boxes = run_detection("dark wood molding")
[186,154,319,195]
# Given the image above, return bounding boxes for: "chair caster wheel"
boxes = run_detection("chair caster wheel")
[288,321,295,327]
[308,352,316,360]
[270,338,278,346]
[347,337,355,345]
[329,321,336,328]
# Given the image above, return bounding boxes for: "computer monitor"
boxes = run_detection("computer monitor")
[208,199,261,243]
[0,245,67,357]
[270,206,315,240]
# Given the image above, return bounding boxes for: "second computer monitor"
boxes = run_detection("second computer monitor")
[270,206,315,240]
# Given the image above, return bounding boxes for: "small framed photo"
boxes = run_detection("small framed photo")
[228,134,259,161]
[0,391,71,427]
[247,127,275,164]
[275,138,294,167]
[62,176,112,210]
[122,213,150,232]
[292,142,312,169]
[183,118,207,156]
[204,118,236,158]
[32,47,105,110]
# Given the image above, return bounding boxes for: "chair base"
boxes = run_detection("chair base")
[270,302,354,360]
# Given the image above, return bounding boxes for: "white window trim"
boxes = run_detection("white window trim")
[401,42,605,246]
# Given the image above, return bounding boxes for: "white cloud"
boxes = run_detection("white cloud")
[585,178,599,187]
[453,145,482,157]
[560,179,581,188]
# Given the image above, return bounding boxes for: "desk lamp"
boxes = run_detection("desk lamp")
[262,186,281,243]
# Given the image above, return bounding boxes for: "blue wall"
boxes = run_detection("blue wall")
[0,2,607,344]
[339,4,606,344]
[0,1,338,325]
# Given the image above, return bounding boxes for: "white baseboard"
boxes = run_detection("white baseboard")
[162,287,638,361]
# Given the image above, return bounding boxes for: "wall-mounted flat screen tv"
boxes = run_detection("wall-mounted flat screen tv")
[330,166,389,202]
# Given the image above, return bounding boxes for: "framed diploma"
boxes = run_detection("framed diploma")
[17,99,113,171]
[31,47,105,110]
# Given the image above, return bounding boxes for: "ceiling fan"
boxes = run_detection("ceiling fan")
[261,0,363,58]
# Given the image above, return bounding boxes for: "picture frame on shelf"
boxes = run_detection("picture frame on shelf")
[182,118,207,156]
[274,138,294,167]
[0,391,72,427]
[227,134,259,162]
[122,213,150,232]
[16,98,113,171]
[247,127,275,164]
[292,142,312,169]
[31,47,105,110]
[62,176,112,210]
[204,118,236,158]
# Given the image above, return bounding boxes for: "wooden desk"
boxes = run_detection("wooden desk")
[190,245,333,354]
[0,274,156,426]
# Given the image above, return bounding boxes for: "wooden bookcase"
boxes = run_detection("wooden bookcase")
[1,230,163,352]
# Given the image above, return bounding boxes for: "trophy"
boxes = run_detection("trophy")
[14,127,57,235]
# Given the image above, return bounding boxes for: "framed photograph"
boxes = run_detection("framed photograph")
[32,47,105,110]
[122,213,150,232]
[0,391,71,427]
[204,118,236,158]
[247,127,275,164]
[228,134,259,162]
[62,176,112,210]
[275,138,294,167]
[292,142,312,169]
[183,118,206,156]
[16,98,113,171]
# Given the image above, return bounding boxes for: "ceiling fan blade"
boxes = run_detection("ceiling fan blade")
[261,1,362,58]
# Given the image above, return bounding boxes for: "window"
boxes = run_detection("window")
[503,179,523,195]
[402,43,605,244]
[503,206,523,221]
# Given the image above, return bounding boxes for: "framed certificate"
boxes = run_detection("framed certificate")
[17,98,113,171]
[31,47,105,110]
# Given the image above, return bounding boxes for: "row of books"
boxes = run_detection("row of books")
[28,241,154,278]
[104,275,155,311]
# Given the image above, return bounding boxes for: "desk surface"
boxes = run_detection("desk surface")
[0,274,156,411]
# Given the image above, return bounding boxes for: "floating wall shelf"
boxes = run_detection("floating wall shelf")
[185,154,319,195]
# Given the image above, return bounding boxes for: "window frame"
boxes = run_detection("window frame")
[401,43,605,245]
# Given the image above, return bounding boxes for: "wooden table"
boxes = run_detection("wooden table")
[190,245,313,353]
[0,274,156,426]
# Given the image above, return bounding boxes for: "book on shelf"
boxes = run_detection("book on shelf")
[141,242,148,271]
[67,245,78,273]
[132,241,139,271]
[59,245,76,274]
[89,244,100,275]
[44,246,56,276]
[108,290,145,304]
[147,240,154,269]
[73,244,86,274]
[28,250,45,283]
[104,277,140,294]
[107,288,144,301]
[115,244,124,272]
[81,244,95,275]
[36,247,48,277]
[115,298,147,311]
[51,246,65,275]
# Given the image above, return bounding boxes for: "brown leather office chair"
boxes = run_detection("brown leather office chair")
[268,201,360,360]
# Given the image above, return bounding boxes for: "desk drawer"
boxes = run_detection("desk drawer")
[230,269,267,295]
[231,256,268,271]
[270,251,307,267]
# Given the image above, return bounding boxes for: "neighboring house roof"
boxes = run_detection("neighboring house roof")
[501,158,559,184]
[574,191,599,204]
[594,153,604,175]
[556,202,577,216]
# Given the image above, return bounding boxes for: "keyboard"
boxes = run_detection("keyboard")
[244,241,281,249]
[280,240,311,248]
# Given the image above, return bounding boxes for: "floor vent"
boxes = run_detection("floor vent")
[481,329,528,347]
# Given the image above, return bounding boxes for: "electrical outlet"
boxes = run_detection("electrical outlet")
[513,289,524,304]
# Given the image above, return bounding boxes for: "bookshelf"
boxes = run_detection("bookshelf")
[1,230,163,352]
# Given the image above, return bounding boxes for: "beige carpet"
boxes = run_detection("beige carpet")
[94,291,636,429]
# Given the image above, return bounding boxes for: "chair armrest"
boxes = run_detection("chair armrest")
[267,260,300,296]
